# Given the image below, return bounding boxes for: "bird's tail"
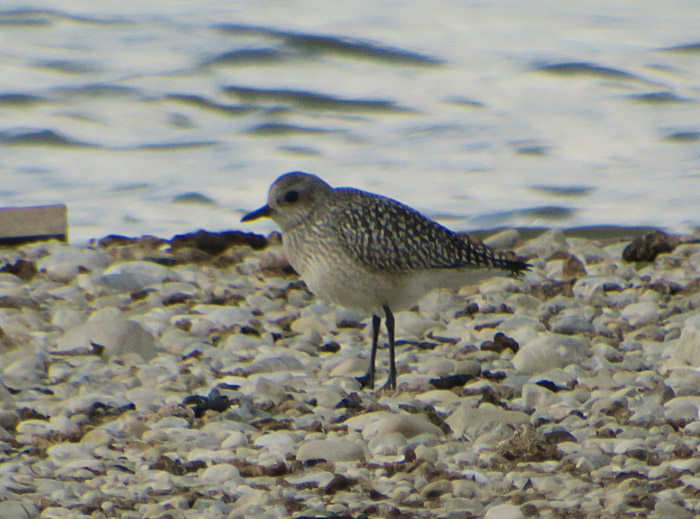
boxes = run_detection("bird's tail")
[461,233,531,276]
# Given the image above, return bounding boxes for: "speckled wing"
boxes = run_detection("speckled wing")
[326,188,529,274]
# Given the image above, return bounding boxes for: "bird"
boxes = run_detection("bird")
[241,172,530,390]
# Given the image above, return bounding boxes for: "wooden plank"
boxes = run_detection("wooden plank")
[0,204,68,244]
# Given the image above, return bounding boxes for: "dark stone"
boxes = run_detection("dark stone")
[454,302,480,319]
[162,292,193,305]
[335,392,363,410]
[562,254,587,279]
[535,379,568,392]
[170,229,268,254]
[622,231,680,262]
[0,259,37,280]
[544,429,577,444]
[98,234,165,249]
[481,332,519,353]
[184,388,233,418]
[429,373,474,390]
[319,341,341,353]
[324,474,352,494]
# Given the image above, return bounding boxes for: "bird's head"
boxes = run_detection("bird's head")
[241,171,333,232]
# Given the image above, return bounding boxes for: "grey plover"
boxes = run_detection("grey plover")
[242,172,529,389]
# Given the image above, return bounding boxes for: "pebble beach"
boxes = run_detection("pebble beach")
[1,227,700,519]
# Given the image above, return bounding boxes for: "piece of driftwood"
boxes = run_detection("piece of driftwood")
[0,204,67,244]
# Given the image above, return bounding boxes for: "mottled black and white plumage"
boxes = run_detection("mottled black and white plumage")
[327,187,527,274]
[242,171,529,390]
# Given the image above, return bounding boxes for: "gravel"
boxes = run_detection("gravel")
[1,228,699,518]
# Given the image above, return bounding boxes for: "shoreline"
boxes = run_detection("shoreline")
[1,228,700,518]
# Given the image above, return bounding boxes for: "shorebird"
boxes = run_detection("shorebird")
[242,172,529,389]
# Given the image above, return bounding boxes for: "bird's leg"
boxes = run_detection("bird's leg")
[357,314,381,389]
[381,306,396,390]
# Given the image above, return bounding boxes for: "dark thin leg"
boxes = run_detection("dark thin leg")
[357,314,381,389]
[381,306,396,390]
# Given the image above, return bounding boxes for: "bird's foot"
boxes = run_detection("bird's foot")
[356,372,374,389]
[380,376,396,392]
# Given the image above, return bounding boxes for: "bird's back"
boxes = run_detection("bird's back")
[316,187,529,276]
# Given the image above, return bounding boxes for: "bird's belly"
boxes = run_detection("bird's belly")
[300,259,393,315]
[300,259,501,316]
[283,230,504,315]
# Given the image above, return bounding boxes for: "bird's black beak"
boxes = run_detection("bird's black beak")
[241,204,273,222]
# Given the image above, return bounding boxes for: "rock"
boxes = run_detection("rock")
[620,302,658,327]
[484,503,524,519]
[512,334,588,374]
[377,414,443,439]
[664,396,700,424]
[0,259,37,281]
[53,307,157,361]
[296,438,366,462]
[286,471,335,492]
[416,389,463,405]
[330,357,367,377]
[653,501,694,519]
[290,314,329,335]
[2,229,699,519]
[245,355,305,374]
[478,276,521,296]
[481,332,520,353]
[0,501,38,519]
[414,444,438,463]
[37,246,111,272]
[419,289,463,319]
[52,306,88,329]
[652,266,698,289]
[622,231,679,262]
[484,229,520,250]
[421,480,452,500]
[0,409,19,430]
[190,304,254,327]
[199,463,242,485]
[446,403,529,439]
[562,254,588,280]
[455,360,482,377]
[395,312,437,338]
[45,263,81,283]
[100,261,181,292]
[418,359,455,377]
[1,355,46,385]
[82,428,112,447]
[572,276,620,299]
[550,315,595,335]
[170,229,267,254]
[516,228,569,257]
[671,327,700,367]
[368,432,407,456]
[667,369,700,396]
[221,431,248,450]
[522,383,563,410]
[254,431,298,457]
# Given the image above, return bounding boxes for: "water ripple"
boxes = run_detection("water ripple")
[214,23,443,66]
[626,92,693,104]
[223,86,406,112]
[0,94,46,106]
[204,48,287,66]
[165,94,255,116]
[246,123,346,136]
[533,61,641,82]
[0,128,94,147]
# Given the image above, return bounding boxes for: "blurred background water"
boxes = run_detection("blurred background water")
[1,0,699,243]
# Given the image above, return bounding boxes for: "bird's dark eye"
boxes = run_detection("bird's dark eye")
[284,190,300,203]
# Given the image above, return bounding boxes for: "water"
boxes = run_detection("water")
[1,0,699,243]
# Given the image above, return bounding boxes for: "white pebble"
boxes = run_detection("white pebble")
[297,439,366,462]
